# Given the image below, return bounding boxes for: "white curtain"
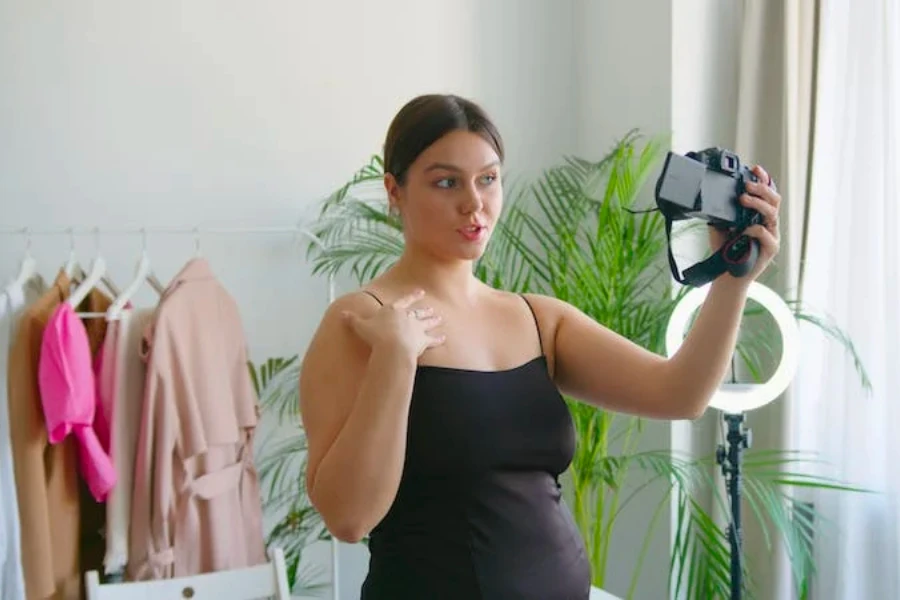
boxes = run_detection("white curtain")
[732,1,819,597]
[792,0,900,598]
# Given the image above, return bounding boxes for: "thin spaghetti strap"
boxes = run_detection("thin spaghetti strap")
[361,289,384,306]
[519,294,544,354]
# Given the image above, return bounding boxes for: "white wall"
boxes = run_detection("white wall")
[0,0,578,357]
[672,0,742,155]
[0,1,742,598]
[0,1,578,598]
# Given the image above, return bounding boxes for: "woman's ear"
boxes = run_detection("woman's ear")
[384,172,403,216]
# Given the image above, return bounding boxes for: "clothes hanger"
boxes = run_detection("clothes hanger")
[2,229,39,321]
[106,229,165,321]
[67,228,119,310]
[63,227,87,281]
[193,227,202,258]
[12,228,38,290]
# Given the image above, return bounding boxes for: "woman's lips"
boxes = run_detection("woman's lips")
[458,224,486,242]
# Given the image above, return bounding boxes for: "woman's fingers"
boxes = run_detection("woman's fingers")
[419,315,443,330]
[746,178,780,209]
[752,164,771,187]
[741,192,778,227]
[426,333,447,348]
[743,224,780,254]
[408,306,435,319]
[392,289,426,309]
[340,310,361,332]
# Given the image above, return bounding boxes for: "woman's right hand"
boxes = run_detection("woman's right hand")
[341,289,445,358]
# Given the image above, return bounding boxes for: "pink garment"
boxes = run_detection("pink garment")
[128,258,265,581]
[38,302,117,502]
[93,341,112,453]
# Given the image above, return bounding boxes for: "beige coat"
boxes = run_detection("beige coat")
[127,258,266,581]
[7,271,112,599]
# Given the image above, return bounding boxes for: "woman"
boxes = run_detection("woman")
[299,94,781,599]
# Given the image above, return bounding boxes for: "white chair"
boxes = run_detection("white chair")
[85,547,291,600]
[590,585,623,600]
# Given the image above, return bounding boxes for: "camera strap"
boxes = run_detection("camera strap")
[663,216,757,287]
[664,217,723,287]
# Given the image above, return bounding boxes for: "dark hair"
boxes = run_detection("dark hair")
[383,94,505,185]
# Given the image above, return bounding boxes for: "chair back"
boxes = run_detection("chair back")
[85,547,291,600]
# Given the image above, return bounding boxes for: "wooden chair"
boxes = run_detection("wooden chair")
[85,547,291,600]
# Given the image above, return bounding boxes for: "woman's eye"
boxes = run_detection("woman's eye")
[434,174,496,189]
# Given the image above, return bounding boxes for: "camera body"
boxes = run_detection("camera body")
[654,147,762,285]
[655,147,762,230]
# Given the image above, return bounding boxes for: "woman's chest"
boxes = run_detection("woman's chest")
[402,362,575,476]
[414,300,543,372]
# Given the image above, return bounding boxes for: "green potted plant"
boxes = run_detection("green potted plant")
[287,131,869,598]
[249,355,331,597]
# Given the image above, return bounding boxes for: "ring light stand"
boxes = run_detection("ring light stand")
[665,281,800,600]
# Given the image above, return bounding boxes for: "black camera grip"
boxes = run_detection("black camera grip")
[721,233,759,278]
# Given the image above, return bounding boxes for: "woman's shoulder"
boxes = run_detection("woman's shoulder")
[323,287,383,317]
[514,291,572,319]
[307,287,385,342]
[303,288,380,371]
[477,289,574,337]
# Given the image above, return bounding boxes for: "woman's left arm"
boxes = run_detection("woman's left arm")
[533,165,782,420]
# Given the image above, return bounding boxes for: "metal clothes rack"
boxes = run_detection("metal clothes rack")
[0,224,342,599]
[0,224,335,306]
[0,224,325,247]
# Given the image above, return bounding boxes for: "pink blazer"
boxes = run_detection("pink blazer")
[38,302,116,502]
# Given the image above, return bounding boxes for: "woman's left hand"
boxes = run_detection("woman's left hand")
[708,164,782,282]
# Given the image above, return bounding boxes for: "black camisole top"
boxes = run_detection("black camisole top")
[358,292,592,600]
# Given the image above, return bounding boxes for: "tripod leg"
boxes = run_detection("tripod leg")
[718,412,749,600]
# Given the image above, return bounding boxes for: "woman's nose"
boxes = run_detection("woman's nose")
[460,185,483,213]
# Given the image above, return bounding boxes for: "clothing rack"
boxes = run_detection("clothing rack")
[0,223,336,313]
[0,225,326,249]
[0,223,342,599]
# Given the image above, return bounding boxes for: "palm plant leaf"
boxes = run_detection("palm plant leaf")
[304,154,404,283]
[249,357,331,595]
[588,448,866,598]
[250,355,301,421]
[787,302,871,390]
[257,431,308,512]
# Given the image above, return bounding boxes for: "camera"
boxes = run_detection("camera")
[654,147,762,286]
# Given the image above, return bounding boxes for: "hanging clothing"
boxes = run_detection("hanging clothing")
[38,302,117,502]
[99,307,154,575]
[1,274,47,600]
[127,258,265,581]
[7,270,112,600]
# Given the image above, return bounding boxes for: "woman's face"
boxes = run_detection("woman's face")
[385,130,503,263]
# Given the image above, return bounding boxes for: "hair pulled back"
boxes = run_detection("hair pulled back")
[383,94,505,185]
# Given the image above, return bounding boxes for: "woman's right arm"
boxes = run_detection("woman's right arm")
[299,291,441,542]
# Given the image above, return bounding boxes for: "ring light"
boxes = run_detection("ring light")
[665,281,800,414]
